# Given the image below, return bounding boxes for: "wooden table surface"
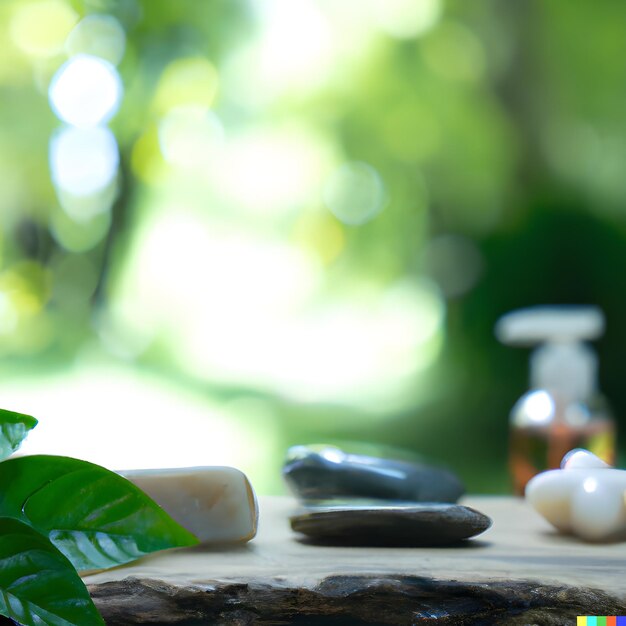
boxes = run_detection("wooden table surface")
[85,496,626,625]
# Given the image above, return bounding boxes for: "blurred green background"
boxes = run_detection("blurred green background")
[0,0,625,493]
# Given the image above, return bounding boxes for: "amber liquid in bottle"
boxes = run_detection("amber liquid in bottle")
[509,397,615,496]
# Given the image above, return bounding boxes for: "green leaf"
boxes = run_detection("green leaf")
[0,408,37,461]
[0,455,199,571]
[0,516,105,626]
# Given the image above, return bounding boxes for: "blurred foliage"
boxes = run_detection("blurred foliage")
[1,0,626,492]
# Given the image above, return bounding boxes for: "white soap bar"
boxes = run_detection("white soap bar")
[526,449,626,542]
[121,466,258,544]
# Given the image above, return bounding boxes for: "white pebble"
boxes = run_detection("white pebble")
[525,449,626,542]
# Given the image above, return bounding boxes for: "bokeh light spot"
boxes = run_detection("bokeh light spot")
[323,162,386,225]
[255,0,333,93]
[217,126,334,216]
[291,212,345,265]
[0,262,52,325]
[158,105,224,171]
[382,279,444,349]
[49,54,123,127]
[421,23,486,83]
[50,208,111,253]
[153,57,219,115]
[50,126,119,196]
[65,14,126,66]
[55,183,118,222]
[0,292,19,335]
[131,125,167,184]
[10,0,78,58]
[369,0,442,40]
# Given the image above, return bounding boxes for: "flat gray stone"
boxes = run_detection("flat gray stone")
[290,503,492,546]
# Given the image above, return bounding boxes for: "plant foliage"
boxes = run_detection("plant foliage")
[0,408,37,462]
[0,409,199,626]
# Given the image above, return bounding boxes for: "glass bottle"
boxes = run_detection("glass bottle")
[496,305,616,495]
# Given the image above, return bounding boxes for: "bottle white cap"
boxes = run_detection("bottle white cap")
[495,305,604,402]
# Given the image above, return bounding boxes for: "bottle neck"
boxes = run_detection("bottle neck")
[530,341,597,403]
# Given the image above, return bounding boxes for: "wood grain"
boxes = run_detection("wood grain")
[84,496,626,624]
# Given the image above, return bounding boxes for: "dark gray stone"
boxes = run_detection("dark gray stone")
[283,445,465,504]
[290,503,492,546]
